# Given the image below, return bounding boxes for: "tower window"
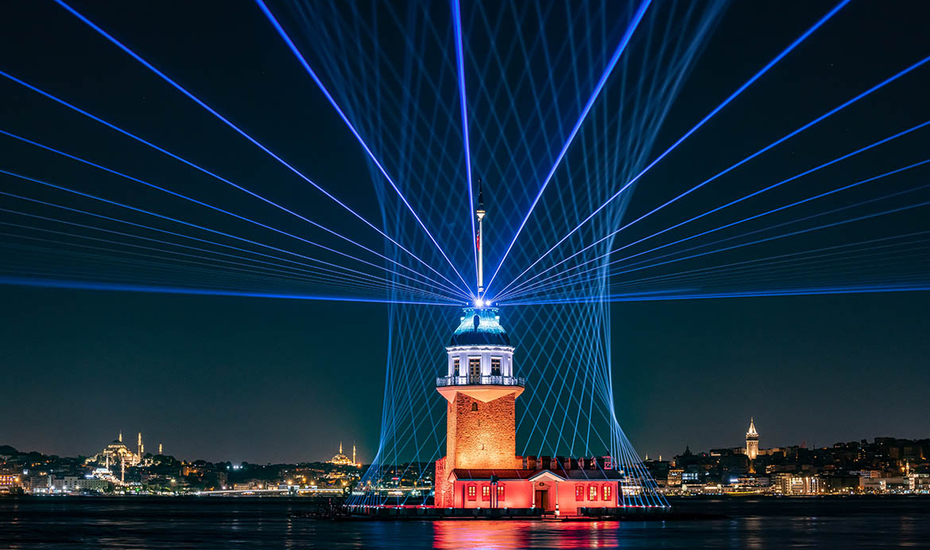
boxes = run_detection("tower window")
[491,358,501,376]
[468,358,480,383]
[453,358,460,376]
[471,402,478,412]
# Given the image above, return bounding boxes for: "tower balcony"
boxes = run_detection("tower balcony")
[436,375,525,388]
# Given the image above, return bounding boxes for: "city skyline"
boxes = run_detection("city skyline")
[3,426,927,498]
[4,409,927,468]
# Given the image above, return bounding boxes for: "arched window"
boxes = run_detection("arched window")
[471,402,478,412]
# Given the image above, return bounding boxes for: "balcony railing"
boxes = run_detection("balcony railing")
[436,375,525,387]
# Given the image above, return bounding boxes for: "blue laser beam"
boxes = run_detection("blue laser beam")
[0,276,460,305]
[0,214,449,300]
[0,230,400,296]
[527,187,930,300]
[50,0,471,298]
[450,0,478,291]
[500,119,930,299]
[509,159,930,298]
[0,73,470,298]
[492,0,852,296]
[485,0,653,295]
[253,0,472,294]
[597,233,930,295]
[0,127,466,299]
[0,189,428,296]
[0,169,464,301]
[503,284,930,306]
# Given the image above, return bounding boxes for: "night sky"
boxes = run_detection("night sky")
[1,1,928,464]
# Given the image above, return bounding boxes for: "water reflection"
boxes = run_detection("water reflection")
[1,498,928,549]
[433,520,622,549]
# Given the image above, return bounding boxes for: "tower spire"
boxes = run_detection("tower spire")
[476,178,486,297]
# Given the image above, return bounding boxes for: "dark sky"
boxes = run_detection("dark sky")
[1,1,928,464]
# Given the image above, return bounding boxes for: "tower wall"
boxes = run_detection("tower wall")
[446,391,517,470]
[746,438,759,460]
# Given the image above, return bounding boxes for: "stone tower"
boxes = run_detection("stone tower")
[434,306,524,506]
[746,417,759,460]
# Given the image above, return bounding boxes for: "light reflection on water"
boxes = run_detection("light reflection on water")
[432,520,622,549]
[0,497,927,549]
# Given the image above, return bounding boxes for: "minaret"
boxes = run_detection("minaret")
[746,417,759,460]
[137,432,143,460]
[476,179,486,296]
[339,441,343,455]
[118,431,123,443]
[352,443,357,465]
[158,443,163,455]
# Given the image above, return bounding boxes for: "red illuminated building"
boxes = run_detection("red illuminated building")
[433,306,623,515]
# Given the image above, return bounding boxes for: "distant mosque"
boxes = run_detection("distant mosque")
[89,431,165,467]
[90,431,142,467]
[328,441,358,467]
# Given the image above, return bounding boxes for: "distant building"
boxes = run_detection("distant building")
[90,432,141,467]
[32,476,110,494]
[746,418,759,460]
[773,473,820,495]
[860,475,907,493]
[907,473,930,493]
[328,442,358,467]
[0,474,23,491]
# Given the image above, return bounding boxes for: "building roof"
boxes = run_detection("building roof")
[451,469,534,480]
[451,467,623,482]
[747,417,759,438]
[448,307,511,347]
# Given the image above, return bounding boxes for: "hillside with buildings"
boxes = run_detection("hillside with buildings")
[644,421,930,495]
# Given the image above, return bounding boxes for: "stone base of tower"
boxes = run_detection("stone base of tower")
[434,456,453,508]
[441,389,519,470]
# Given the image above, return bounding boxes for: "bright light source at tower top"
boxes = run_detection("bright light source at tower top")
[474,298,485,308]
